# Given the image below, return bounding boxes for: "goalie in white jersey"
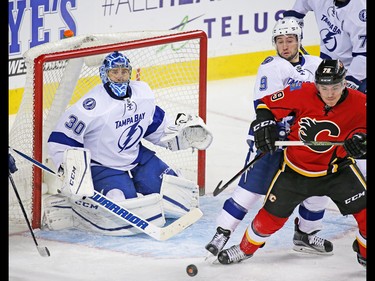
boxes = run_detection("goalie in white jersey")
[206,18,334,258]
[44,51,212,236]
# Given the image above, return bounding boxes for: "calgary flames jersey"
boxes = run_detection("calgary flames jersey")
[257,82,366,176]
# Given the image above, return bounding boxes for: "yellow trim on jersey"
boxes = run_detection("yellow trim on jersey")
[263,168,282,205]
[283,149,363,178]
[284,149,328,177]
[349,164,367,189]
[255,103,270,111]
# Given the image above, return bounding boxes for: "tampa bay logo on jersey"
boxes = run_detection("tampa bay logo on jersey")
[298,117,340,152]
[116,113,146,152]
[321,7,341,53]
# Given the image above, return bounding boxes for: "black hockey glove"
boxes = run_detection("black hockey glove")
[251,118,278,155]
[344,133,366,158]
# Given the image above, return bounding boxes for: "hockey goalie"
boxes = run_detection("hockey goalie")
[42,51,212,236]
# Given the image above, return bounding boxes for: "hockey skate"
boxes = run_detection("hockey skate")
[217,245,252,264]
[205,227,231,256]
[293,218,333,255]
[352,240,366,268]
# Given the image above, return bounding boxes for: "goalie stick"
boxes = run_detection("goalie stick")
[9,146,203,241]
[8,171,51,257]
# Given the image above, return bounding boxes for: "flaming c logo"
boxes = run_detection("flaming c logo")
[298,117,340,152]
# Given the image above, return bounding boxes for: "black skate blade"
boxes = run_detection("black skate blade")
[292,245,333,256]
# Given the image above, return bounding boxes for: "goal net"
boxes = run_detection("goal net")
[9,30,208,229]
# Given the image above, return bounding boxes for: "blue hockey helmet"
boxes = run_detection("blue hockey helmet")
[99,51,132,97]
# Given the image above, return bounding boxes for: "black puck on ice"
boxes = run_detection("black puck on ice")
[186,264,198,277]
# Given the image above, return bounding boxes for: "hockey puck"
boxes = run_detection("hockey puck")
[186,264,198,277]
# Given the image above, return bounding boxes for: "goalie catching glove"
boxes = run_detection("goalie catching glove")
[251,109,278,154]
[160,113,213,151]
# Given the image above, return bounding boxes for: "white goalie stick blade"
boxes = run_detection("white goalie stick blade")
[159,208,203,241]
[88,191,203,241]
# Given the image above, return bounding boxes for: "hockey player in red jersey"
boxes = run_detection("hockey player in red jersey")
[217,59,366,268]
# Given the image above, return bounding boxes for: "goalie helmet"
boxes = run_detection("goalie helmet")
[315,59,347,85]
[272,18,302,47]
[99,51,132,97]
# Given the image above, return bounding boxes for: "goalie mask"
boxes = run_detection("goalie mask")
[99,51,132,97]
[272,18,302,48]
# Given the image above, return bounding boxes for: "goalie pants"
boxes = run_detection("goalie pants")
[91,145,177,198]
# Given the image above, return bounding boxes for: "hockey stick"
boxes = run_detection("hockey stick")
[275,140,345,146]
[9,171,51,257]
[9,146,203,241]
[300,45,309,55]
[213,152,266,197]
[212,139,344,197]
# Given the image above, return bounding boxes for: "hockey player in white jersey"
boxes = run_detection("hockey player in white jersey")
[283,0,367,186]
[44,51,212,236]
[283,0,366,93]
[206,18,334,258]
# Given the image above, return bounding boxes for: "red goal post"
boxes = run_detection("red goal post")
[9,30,208,229]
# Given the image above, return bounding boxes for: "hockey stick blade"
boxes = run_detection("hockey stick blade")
[158,208,203,241]
[37,246,51,257]
[9,172,51,257]
[10,146,203,241]
[212,180,223,196]
[213,153,265,197]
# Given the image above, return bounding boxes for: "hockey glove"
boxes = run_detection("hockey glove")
[344,133,366,158]
[251,118,278,154]
[9,153,18,174]
[160,113,213,151]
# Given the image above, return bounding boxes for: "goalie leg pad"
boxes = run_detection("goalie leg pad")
[60,147,94,198]
[42,194,74,230]
[161,174,199,218]
[71,193,166,236]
